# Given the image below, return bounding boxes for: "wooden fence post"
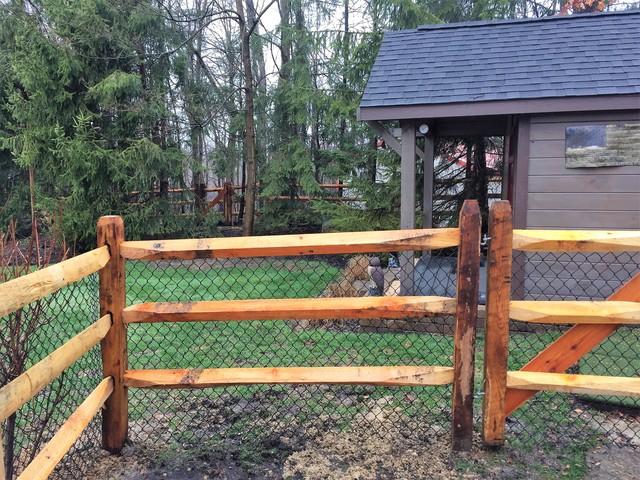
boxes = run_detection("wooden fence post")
[97,216,127,453]
[451,200,481,451]
[481,201,512,447]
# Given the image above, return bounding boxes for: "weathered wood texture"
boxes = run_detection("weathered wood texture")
[120,228,459,260]
[527,112,640,230]
[505,272,640,415]
[482,201,513,447]
[124,366,454,388]
[0,246,109,318]
[0,315,111,422]
[451,200,481,451]
[97,216,128,453]
[17,377,113,480]
[507,371,640,397]
[510,300,640,324]
[123,296,457,323]
[513,230,640,252]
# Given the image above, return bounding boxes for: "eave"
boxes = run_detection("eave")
[358,94,640,122]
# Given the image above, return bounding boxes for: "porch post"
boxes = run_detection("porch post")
[422,134,434,230]
[400,120,416,295]
[422,134,435,261]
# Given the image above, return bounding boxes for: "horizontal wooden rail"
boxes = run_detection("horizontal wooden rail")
[0,315,111,421]
[506,371,640,397]
[513,229,640,252]
[509,301,640,324]
[0,246,110,318]
[124,366,454,388]
[123,296,456,323]
[120,228,459,260]
[17,377,114,480]
[129,184,350,196]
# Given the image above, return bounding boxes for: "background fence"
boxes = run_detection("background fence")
[1,243,639,478]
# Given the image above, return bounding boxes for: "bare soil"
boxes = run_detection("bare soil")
[586,445,640,480]
[81,393,620,480]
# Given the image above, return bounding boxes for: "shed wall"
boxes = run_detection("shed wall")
[526,111,640,229]
[518,111,640,300]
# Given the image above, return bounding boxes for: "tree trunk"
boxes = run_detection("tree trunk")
[247,0,267,185]
[237,0,257,236]
[339,0,349,147]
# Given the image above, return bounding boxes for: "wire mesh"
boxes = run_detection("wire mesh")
[506,250,640,452]
[0,274,102,479]
[124,250,458,473]
[2,244,638,477]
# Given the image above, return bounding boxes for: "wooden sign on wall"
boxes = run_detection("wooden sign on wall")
[565,123,640,168]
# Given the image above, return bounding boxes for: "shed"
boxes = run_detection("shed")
[359,10,640,298]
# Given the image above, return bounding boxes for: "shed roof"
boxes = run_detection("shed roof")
[359,11,640,117]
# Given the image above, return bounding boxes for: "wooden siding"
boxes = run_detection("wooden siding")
[516,112,640,300]
[526,111,640,230]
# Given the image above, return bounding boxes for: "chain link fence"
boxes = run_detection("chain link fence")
[505,250,640,454]
[1,244,638,478]
[124,250,458,477]
[0,274,102,479]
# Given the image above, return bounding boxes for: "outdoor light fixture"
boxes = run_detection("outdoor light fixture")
[418,123,430,135]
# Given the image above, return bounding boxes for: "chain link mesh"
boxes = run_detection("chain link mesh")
[0,274,102,479]
[124,251,458,475]
[2,245,638,477]
[505,251,640,453]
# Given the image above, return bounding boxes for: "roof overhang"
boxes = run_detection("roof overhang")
[358,94,640,121]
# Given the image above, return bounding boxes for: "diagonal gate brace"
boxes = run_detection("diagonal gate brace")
[504,272,640,415]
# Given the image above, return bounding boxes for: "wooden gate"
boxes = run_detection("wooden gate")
[482,200,640,446]
[106,200,481,452]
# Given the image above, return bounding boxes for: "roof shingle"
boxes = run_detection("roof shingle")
[360,11,640,108]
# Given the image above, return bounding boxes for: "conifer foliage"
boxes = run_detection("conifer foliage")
[0,0,616,243]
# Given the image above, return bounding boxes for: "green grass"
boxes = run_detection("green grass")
[125,260,455,370]
[123,260,455,429]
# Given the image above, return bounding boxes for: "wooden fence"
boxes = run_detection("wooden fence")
[0,201,481,479]
[129,182,355,225]
[0,245,112,480]
[482,200,640,447]
[4,198,638,476]
[116,199,481,452]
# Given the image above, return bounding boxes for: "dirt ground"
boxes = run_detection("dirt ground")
[82,402,640,480]
[585,446,639,480]
[76,388,640,480]
[84,440,640,480]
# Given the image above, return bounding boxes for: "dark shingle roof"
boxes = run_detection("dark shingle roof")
[360,11,640,108]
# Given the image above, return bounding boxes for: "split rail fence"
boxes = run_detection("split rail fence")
[0,246,112,480]
[482,201,640,446]
[0,201,481,479]
[2,199,639,477]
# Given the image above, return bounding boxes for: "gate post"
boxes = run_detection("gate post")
[451,200,481,451]
[482,201,512,447]
[97,216,128,453]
